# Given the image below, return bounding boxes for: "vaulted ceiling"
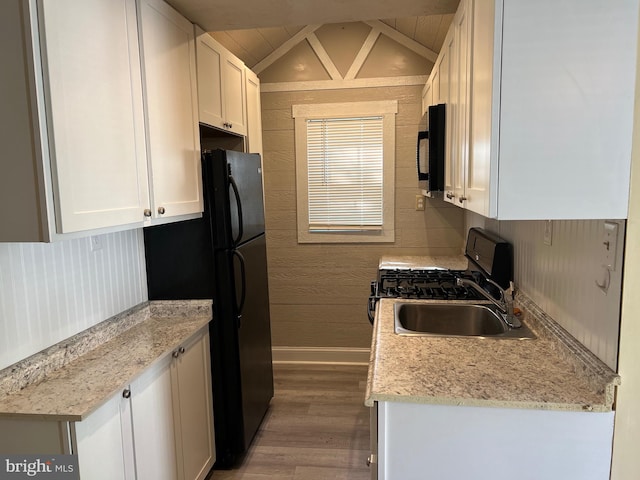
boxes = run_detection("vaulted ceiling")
[166,0,460,69]
[209,16,454,70]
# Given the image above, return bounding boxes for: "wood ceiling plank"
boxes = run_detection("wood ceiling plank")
[395,17,419,40]
[258,26,296,50]
[415,15,445,51]
[209,31,258,66]
[364,20,438,62]
[254,25,321,74]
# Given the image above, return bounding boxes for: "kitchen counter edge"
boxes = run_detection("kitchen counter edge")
[365,257,619,413]
[0,300,212,421]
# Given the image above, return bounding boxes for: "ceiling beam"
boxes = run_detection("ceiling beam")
[307,33,343,80]
[253,25,321,74]
[365,20,438,63]
[345,28,381,80]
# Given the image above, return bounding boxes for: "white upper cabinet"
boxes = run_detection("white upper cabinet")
[0,0,206,242]
[245,68,263,155]
[429,0,639,220]
[195,27,248,136]
[137,0,203,221]
[421,79,433,117]
[0,0,150,241]
[452,0,473,210]
[470,0,638,219]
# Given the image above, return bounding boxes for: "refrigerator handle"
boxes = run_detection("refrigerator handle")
[232,249,247,327]
[229,175,244,246]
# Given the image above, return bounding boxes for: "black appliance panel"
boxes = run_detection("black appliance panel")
[226,150,265,246]
[233,233,274,449]
[144,217,213,300]
[144,149,274,469]
[417,103,445,192]
[465,227,512,289]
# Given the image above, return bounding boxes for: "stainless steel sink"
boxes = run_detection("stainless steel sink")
[394,302,535,339]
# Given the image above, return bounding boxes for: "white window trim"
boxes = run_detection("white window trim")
[292,100,397,243]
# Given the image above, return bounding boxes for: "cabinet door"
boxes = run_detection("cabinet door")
[468,0,497,218]
[130,355,178,480]
[195,27,225,130]
[441,33,456,204]
[138,0,203,219]
[421,79,433,117]
[74,391,135,480]
[223,54,247,136]
[171,330,215,480]
[39,0,149,233]
[455,0,474,209]
[245,68,263,155]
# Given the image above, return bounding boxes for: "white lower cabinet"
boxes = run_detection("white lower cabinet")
[0,328,214,480]
[130,355,178,480]
[171,330,216,480]
[74,391,136,480]
[373,401,615,480]
[77,328,214,480]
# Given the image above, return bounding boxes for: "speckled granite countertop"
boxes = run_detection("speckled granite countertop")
[366,256,620,412]
[0,300,212,421]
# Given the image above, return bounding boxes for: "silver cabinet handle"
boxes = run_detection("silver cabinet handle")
[158,206,166,215]
[143,209,152,217]
[446,192,455,200]
[459,196,467,203]
[173,346,185,358]
[122,388,131,399]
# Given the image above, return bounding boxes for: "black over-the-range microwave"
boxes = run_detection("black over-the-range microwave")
[417,103,445,196]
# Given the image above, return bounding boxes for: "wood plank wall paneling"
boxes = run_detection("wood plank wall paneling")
[466,212,624,370]
[262,84,465,348]
[0,230,147,370]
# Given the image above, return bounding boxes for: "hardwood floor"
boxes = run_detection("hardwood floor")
[212,364,371,480]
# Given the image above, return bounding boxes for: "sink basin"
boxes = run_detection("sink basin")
[394,302,535,339]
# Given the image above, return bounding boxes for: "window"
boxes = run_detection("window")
[292,101,397,243]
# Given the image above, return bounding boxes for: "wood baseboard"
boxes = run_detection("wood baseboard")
[271,347,370,366]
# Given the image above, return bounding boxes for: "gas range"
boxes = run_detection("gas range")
[367,228,513,324]
[375,269,486,301]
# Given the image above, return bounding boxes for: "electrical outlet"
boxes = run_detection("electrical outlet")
[415,195,425,211]
[90,235,103,252]
[602,221,619,270]
[543,220,552,246]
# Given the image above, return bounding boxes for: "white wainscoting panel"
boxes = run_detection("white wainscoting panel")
[466,213,624,370]
[0,229,147,370]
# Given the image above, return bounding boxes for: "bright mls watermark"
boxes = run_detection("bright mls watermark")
[0,456,79,480]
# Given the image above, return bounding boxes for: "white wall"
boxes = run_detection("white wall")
[466,212,624,370]
[0,229,148,370]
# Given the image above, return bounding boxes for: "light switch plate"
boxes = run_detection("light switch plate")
[602,221,618,270]
[90,235,103,252]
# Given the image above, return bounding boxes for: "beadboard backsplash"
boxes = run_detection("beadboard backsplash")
[467,213,624,370]
[0,229,147,370]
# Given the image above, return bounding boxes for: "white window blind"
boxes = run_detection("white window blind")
[306,116,384,231]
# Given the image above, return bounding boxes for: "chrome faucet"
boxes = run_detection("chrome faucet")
[455,277,521,329]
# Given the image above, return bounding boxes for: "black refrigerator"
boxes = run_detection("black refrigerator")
[143,149,274,468]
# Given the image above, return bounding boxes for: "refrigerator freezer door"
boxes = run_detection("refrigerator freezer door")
[226,151,266,246]
[233,233,274,449]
